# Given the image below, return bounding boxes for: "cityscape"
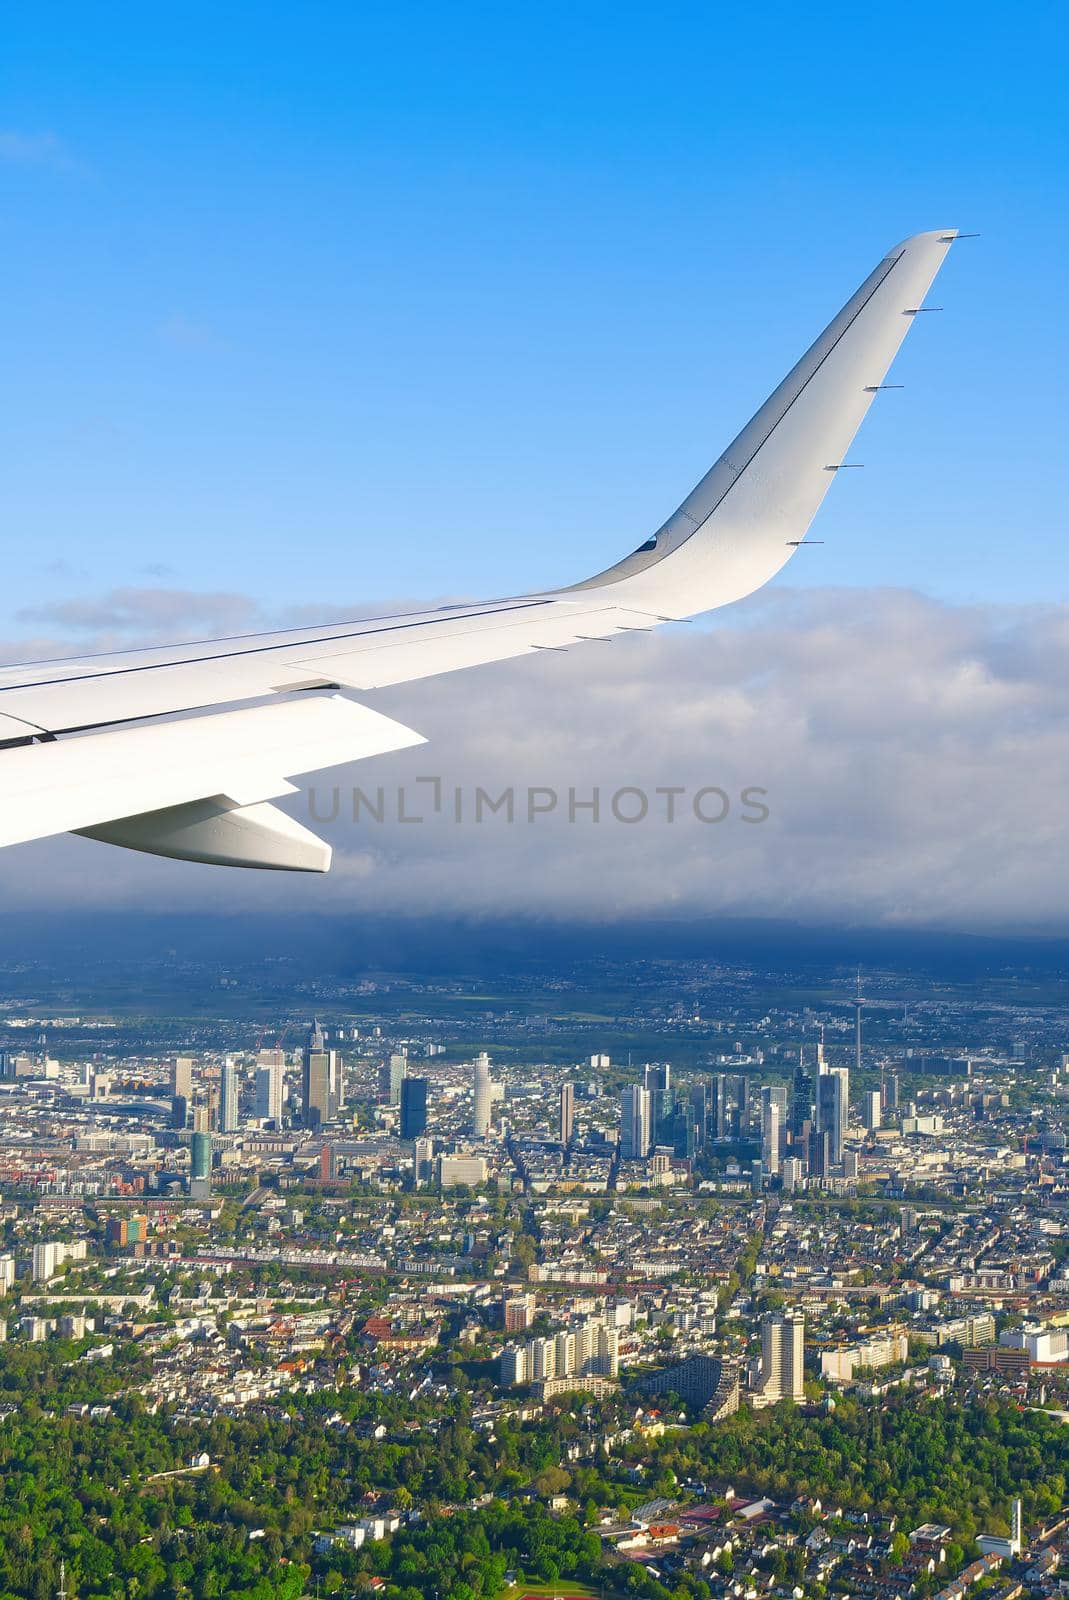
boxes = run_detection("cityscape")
[2,7,1065,1600]
[0,950,1065,1600]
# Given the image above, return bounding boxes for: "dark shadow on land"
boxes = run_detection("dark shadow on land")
[3,912,1069,984]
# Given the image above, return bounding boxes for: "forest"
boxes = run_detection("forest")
[0,1334,1064,1600]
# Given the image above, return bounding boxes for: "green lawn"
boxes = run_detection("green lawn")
[509,1584,603,1599]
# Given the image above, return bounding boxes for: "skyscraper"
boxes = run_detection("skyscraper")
[473,1051,492,1137]
[559,1081,575,1145]
[190,1131,212,1196]
[302,1020,339,1129]
[863,1088,882,1132]
[255,1051,284,1124]
[791,1050,814,1144]
[817,1066,849,1168]
[219,1057,239,1133]
[400,1075,429,1140]
[644,1063,673,1146]
[761,1089,783,1176]
[386,1051,408,1105]
[171,1056,193,1100]
[761,1310,805,1402]
[620,1084,651,1160]
[171,1056,193,1128]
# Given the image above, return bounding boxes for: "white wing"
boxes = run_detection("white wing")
[0,229,958,870]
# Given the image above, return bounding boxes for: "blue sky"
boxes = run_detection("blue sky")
[2,0,1066,631]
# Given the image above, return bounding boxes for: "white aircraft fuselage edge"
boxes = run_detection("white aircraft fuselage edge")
[0,230,959,872]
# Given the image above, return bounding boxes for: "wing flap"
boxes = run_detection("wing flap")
[0,694,425,850]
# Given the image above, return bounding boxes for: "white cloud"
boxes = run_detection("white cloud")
[1,585,1068,931]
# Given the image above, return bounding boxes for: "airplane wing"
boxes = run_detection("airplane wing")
[0,229,958,871]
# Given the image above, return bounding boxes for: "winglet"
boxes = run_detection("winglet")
[574,229,958,616]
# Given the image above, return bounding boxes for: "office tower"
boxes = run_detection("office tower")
[761,1092,782,1177]
[171,1057,194,1100]
[189,1131,212,1197]
[171,1056,194,1128]
[472,1051,493,1136]
[400,1075,429,1140]
[191,1099,211,1134]
[761,1310,805,1402]
[559,1081,575,1145]
[219,1057,239,1133]
[620,1084,651,1159]
[255,1056,284,1124]
[712,1074,729,1139]
[644,1063,672,1145]
[808,1127,831,1177]
[386,1051,408,1106]
[882,1074,900,1113]
[817,1067,849,1168]
[863,1089,882,1132]
[302,1020,339,1129]
[815,1025,826,1073]
[750,1157,764,1194]
[791,1050,813,1143]
[689,1081,708,1149]
[853,969,865,1077]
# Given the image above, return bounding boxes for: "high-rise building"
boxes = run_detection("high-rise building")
[559,1082,575,1145]
[219,1057,239,1133]
[853,969,865,1076]
[473,1051,492,1137]
[863,1089,882,1132]
[782,1156,804,1191]
[761,1310,805,1402]
[503,1293,535,1333]
[400,1075,429,1140]
[689,1081,708,1150]
[620,1084,651,1160]
[171,1057,194,1100]
[643,1063,672,1145]
[190,1131,212,1194]
[761,1090,783,1176]
[817,1066,849,1167]
[302,1020,339,1129]
[255,1054,284,1124]
[413,1136,435,1185]
[791,1050,814,1143]
[384,1051,408,1106]
[882,1074,900,1113]
[171,1056,194,1129]
[500,1345,527,1386]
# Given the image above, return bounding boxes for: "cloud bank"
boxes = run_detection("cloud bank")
[1,585,1068,932]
